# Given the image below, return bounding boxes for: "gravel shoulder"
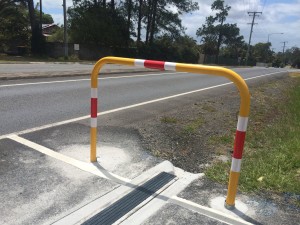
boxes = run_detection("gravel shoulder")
[137,74,294,172]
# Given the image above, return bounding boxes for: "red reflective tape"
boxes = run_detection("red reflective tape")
[91,98,98,118]
[233,130,246,159]
[144,60,165,70]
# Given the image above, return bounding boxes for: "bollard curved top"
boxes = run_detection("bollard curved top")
[91,56,250,117]
[91,57,135,89]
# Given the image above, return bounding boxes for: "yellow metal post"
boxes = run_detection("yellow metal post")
[90,57,250,208]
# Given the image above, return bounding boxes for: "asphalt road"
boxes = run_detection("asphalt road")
[0,67,287,136]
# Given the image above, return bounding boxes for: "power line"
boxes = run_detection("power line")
[246,11,262,65]
[261,0,267,12]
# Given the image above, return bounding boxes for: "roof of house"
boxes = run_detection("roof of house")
[42,24,58,29]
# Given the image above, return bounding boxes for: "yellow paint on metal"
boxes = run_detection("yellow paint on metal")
[176,63,250,117]
[90,57,135,162]
[225,171,240,206]
[90,127,97,162]
[90,57,251,206]
[91,57,135,88]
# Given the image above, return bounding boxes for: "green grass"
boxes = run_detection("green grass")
[208,134,233,145]
[182,117,204,135]
[206,79,300,196]
[160,116,178,124]
[202,103,217,112]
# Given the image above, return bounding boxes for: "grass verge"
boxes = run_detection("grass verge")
[182,117,204,135]
[206,76,300,199]
[160,116,178,124]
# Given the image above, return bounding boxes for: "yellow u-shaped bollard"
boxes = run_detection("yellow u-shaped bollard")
[90,56,250,209]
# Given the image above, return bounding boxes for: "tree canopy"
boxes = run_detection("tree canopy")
[0,0,54,54]
[0,0,29,52]
[196,0,244,63]
[68,0,199,48]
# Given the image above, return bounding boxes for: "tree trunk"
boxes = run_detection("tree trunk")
[149,0,157,45]
[103,0,106,8]
[111,0,115,10]
[137,0,143,45]
[126,0,132,47]
[28,0,43,54]
[27,0,35,31]
[215,19,224,64]
[145,0,152,44]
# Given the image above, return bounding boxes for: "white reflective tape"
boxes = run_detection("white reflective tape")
[164,62,177,71]
[134,59,145,67]
[237,116,248,132]
[91,118,97,128]
[231,158,242,172]
[91,88,98,98]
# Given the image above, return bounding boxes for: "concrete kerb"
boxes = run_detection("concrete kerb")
[0,68,153,81]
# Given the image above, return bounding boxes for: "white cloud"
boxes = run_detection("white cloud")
[182,0,300,51]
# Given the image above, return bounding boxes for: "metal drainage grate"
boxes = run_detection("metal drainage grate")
[82,172,176,225]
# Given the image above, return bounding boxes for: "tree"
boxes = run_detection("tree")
[126,0,132,46]
[68,2,129,47]
[285,47,300,68]
[0,0,30,52]
[139,34,199,63]
[221,24,245,58]
[252,42,272,63]
[25,0,47,54]
[196,0,243,63]
[34,3,54,24]
[144,0,199,46]
[211,0,230,63]
[136,0,143,45]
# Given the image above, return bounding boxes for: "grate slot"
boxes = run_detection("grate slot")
[82,172,175,225]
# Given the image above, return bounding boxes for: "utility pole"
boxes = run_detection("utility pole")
[281,41,288,54]
[63,0,68,59]
[245,11,262,65]
[281,41,288,65]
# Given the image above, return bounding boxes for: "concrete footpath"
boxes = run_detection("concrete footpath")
[0,62,152,80]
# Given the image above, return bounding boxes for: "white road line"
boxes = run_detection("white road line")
[7,135,131,184]
[0,72,185,88]
[0,71,286,140]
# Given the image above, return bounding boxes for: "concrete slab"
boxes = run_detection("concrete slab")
[178,177,300,225]
[142,203,227,225]
[0,138,118,225]
[22,123,161,179]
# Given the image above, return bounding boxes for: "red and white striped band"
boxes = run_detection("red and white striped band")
[134,59,177,71]
[91,88,98,128]
[230,116,249,172]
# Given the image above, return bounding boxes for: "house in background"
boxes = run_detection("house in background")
[42,23,59,38]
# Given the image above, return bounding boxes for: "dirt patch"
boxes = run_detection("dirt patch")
[137,74,297,173]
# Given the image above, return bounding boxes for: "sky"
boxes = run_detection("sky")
[40,0,300,52]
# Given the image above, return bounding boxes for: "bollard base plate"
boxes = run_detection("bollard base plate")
[224,201,235,210]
